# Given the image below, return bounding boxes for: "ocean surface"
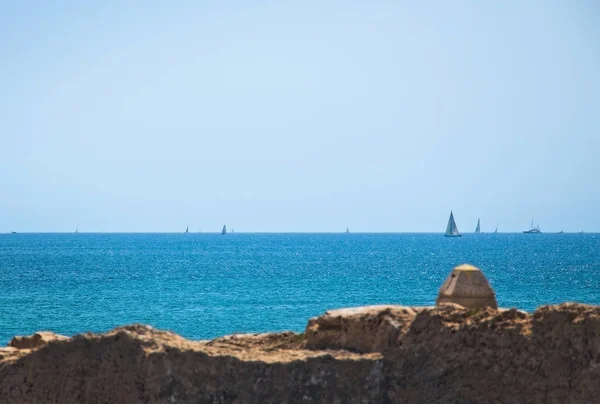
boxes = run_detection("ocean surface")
[1,233,599,345]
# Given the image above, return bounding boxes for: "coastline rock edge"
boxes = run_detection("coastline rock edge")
[1,303,599,403]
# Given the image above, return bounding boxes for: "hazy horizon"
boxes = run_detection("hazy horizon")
[2,1,599,233]
[1,229,596,234]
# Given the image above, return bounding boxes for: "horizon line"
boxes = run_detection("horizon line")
[1,231,595,235]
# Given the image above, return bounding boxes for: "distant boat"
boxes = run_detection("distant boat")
[580,230,584,234]
[75,226,79,234]
[345,227,350,234]
[231,228,235,234]
[558,231,564,234]
[10,231,16,234]
[444,211,462,237]
[494,225,498,234]
[185,225,189,234]
[523,219,541,234]
[221,225,227,235]
[474,219,481,234]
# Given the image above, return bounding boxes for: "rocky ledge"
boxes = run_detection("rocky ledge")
[1,303,599,403]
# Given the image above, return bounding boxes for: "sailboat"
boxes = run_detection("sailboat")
[474,219,481,234]
[523,219,541,234]
[444,211,462,237]
[75,226,79,234]
[221,225,227,235]
[345,227,350,234]
[494,225,498,234]
[185,225,189,234]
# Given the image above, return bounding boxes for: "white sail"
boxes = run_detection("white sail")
[445,213,453,235]
[445,211,461,236]
[451,218,459,234]
[475,219,480,233]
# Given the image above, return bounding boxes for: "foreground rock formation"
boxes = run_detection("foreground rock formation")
[1,303,599,403]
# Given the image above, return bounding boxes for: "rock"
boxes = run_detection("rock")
[0,325,384,404]
[1,304,600,403]
[0,347,19,361]
[307,303,600,403]
[9,331,69,350]
[436,263,498,309]
[305,305,419,352]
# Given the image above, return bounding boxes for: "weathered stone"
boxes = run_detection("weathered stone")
[305,305,420,352]
[436,263,498,309]
[1,304,600,403]
[9,331,69,350]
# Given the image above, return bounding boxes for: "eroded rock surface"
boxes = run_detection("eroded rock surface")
[1,303,599,403]
[9,331,68,349]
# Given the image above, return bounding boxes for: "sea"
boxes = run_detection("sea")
[0,233,598,345]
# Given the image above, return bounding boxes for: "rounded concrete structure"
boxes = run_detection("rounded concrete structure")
[436,264,498,309]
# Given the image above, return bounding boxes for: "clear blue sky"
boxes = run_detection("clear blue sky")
[1,1,599,232]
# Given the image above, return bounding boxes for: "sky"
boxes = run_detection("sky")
[1,1,599,233]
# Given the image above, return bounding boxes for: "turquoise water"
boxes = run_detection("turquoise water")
[0,233,598,344]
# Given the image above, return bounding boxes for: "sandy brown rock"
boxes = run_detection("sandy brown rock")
[305,305,423,352]
[9,331,69,350]
[306,302,599,404]
[0,325,383,403]
[1,304,599,403]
